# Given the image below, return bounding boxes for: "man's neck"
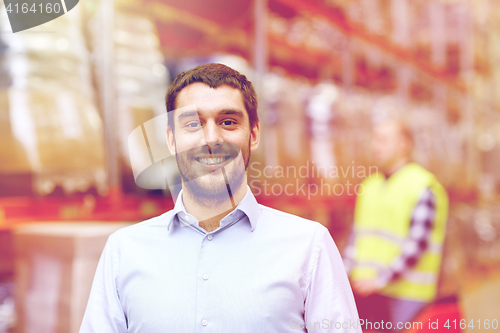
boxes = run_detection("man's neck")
[181,182,248,232]
[383,158,410,178]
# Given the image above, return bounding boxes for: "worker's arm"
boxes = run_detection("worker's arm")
[376,188,436,288]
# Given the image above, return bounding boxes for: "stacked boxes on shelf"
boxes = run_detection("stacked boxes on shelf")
[0,4,105,195]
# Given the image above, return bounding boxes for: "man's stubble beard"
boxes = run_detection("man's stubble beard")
[175,139,251,207]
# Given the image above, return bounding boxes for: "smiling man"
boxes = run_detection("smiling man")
[80,63,361,333]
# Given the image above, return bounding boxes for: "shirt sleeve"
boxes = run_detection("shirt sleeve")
[304,227,362,333]
[376,188,436,288]
[79,234,128,333]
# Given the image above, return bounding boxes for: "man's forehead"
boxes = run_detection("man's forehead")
[175,83,247,118]
[170,105,197,118]
[177,82,243,102]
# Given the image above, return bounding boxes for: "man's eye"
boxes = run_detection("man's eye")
[186,122,201,128]
[222,120,236,126]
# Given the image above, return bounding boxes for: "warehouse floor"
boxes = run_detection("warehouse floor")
[0,278,14,333]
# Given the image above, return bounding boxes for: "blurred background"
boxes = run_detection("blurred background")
[0,0,499,332]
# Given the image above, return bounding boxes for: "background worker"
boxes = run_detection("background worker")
[343,119,449,331]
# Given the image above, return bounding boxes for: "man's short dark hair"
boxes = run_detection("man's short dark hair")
[166,63,259,130]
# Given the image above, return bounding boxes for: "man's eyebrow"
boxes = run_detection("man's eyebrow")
[176,109,245,120]
[177,111,199,119]
[219,109,245,117]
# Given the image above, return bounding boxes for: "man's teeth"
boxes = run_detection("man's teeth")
[199,157,226,164]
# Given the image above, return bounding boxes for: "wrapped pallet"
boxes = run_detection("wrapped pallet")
[0,3,105,195]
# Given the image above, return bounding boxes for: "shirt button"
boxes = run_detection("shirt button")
[207,234,213,241]
[201,319,208,326]
[203,274,209,280]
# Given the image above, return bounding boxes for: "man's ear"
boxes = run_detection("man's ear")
[166,125,176,155]
[250,122,260,153]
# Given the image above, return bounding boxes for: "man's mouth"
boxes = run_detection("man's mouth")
[196,157,229,164]
[194,155,233,169]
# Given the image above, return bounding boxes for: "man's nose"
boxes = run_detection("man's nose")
[202,121,224,147]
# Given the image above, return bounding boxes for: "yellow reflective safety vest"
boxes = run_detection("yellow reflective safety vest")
[351,162,448,302]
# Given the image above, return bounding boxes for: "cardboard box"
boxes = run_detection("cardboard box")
[13,222,132,333]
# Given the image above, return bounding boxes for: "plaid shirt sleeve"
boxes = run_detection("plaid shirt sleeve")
[375,188,436,288]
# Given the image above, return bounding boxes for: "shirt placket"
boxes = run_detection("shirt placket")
[195,231,215,333]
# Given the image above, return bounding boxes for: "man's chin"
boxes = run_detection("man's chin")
[184,179,232,202]
[182,170,245,202]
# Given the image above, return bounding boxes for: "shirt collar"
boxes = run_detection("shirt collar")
[166,186,259,232]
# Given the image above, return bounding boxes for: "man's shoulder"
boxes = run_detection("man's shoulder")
[361,172,384,185]
[394,163,439,190]
[108,210,174,239]
[256,203,328,235]
[401,162,434,178]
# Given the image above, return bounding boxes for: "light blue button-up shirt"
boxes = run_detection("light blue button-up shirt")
[80,187,361,333]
